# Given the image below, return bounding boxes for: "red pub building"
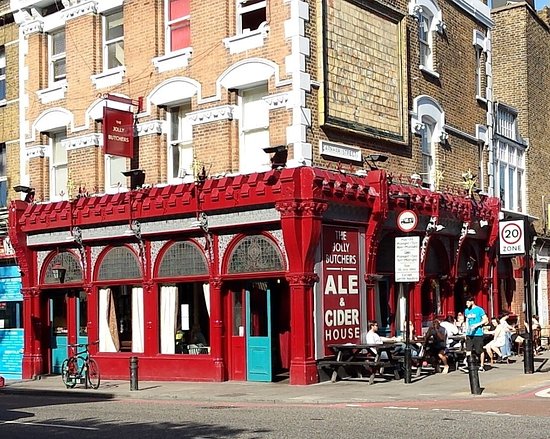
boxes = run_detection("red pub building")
[9,167,501,385]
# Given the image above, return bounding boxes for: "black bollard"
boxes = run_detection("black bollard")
[404,346,412,384]
[130,356,139,391]
[467,354,482,395]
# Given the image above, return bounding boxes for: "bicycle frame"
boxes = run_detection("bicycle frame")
[62,341,100,389]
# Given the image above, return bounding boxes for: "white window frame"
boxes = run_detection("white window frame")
[0,143,5,177]
[168,102,194,183]
[496,105,518,141]
[50,131,68,201]
[419,13,433,70]
[238,84,270,174]
[105,154,127,193]
[237,0,267,34]
[0,46,5,102]
[420,118,435,189]
[166,0,190,53]
[474,45,483,98]
[49,28,66,84]
[496,141,525,213]
[103,9,124,71]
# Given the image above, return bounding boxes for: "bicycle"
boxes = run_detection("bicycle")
[61,341,101,389]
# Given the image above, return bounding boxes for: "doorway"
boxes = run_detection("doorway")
[47,290,87,374]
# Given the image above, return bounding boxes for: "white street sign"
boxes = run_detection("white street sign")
[395,236,420,282]
[499,220,525,256]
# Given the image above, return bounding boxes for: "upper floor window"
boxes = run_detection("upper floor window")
[0,46,5,101]
[475,45,483,98]
[418,13,433,70]
[50,131,68,200]
[473,30,487,100]
[238,0,267,34]
[496,142,525,213]
[103,9,124,70]
[168,102,193,182]
[166,0,190,52]
[496,105,518,141]
[239,84,270,174]
[0,143,5,176]
[0,143,6,208]
[49,28,66,83]
[420,119,435,189]
[105,155,127,193]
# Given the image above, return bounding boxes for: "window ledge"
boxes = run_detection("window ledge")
[152,48,193,73]
[223,23,269,55]
[0,99,6,107]
[419,65,440,79]
[91,66,126,90]
[476,95,488,105]
[37,81,67,104]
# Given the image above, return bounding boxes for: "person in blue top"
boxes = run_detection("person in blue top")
[464,295,488,371]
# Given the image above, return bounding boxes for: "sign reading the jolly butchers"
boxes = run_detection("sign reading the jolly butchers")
[322,225,360,353]
[103,106,134,158]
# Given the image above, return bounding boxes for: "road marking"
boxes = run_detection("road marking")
[2,420,98,430]
[535,388,550,398]
[384,406,418,410]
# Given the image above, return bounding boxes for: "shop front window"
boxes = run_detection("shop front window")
[160,283,210,354]
[51,295,67,334]
[0,301,22,329]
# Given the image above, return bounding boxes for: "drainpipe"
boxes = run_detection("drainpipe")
[485,29,495,197]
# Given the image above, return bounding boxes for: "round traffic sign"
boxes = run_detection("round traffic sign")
[501,222,522,245]
[397,210,418,233]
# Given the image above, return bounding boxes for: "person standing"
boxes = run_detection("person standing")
[464,296,489,371]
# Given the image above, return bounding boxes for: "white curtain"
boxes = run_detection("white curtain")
[99,288,118,352]
[203,283,211,317]
[160,286,177,354]
[132,287,144,353]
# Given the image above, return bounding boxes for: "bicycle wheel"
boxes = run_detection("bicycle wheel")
[87,358,101,389]
[61,358,77,388]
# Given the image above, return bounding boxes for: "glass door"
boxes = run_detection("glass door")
[245,286,272,382]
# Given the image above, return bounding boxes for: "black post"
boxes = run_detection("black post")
[467,353,482,395]
[130,356,139,391]
[404,283,412,384]
[523,219,534,374]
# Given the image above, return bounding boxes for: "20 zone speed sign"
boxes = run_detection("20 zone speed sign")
[499,220,525,256]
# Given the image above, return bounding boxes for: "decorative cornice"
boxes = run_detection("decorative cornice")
[286,272,319,287]
[26,146,45,159]
[22,19,43,35]
[61,1,98,21]
[64,134,101,150]
[264,92,289,109]
[136,120,164,136]
[187,105,235,125]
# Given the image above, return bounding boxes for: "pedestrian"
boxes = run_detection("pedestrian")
[463,295,488,371]
[440,315,459,348]
[423,319,450,374]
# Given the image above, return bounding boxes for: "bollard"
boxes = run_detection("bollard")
[403,346,412,384]
[130,356,139,391]
[467,354,482,395]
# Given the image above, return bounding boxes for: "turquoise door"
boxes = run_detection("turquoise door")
[246,287,272,382]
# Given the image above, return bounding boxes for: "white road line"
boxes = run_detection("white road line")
[384,406,419,410]
[2,420,98,430]
[535,388,550,398]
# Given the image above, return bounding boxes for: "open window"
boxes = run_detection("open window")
[238,0,267,34]
[49,28,66,84]
[168,101,193,182]
[103,9,124,70]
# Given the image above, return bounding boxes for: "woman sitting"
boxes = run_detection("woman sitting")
[424,319,449,374]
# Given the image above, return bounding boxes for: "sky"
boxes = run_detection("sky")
[535,0,550,9]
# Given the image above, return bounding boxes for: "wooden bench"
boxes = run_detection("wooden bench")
[318,357,399,384]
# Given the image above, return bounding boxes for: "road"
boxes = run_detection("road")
[1,390,549,438]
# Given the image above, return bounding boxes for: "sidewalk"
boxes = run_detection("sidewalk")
[2,351,549,405]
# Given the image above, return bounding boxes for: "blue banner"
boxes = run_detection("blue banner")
[0,329,23,379]
[0,265,22,302]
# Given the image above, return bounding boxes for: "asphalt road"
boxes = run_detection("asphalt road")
[1,392,549,438]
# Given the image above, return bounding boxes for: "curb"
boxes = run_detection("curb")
[0,386,116,400]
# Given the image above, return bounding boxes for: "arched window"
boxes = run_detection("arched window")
[44,251,83,284]
[158,241,208,277]
[97,246,141,280]
[227,234,284,274]
[409,0,445,74]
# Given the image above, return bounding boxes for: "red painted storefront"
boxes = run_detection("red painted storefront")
[9,167,503,385]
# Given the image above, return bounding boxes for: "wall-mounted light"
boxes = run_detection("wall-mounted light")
[13,185,35,203]
[364,154,389,170]
[263,144,288,169]
[121,169,145,190]
[51,262,67,284]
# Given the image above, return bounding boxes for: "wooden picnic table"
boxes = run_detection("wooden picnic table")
[320,343,402,384]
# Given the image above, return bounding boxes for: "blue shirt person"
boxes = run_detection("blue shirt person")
[463,296,488,369]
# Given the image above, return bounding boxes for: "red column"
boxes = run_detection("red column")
[277,200,327,385]
[21,287,43,379]
[209,276,225,381]
[143,280,157,355]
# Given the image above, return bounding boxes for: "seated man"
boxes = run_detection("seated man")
[424,319,449,374]
[366,320,396,359]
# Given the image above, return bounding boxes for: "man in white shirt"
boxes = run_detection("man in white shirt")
[440,315,459,348]
[366,321,396,360]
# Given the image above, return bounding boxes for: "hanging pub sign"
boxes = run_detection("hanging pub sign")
[103,106,134,158]
[322,225,361,354]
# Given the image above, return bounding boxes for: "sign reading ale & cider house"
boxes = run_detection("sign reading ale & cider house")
[103,106,134,158]
[322,226,360,354]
